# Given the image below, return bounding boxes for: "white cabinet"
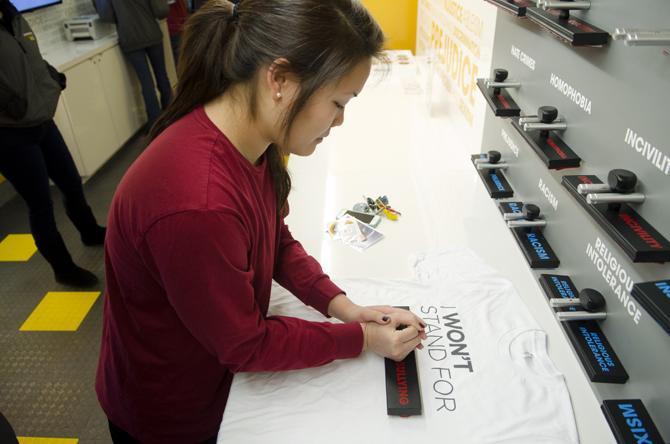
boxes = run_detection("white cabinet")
[55,46,148,178]
[52,27,177,179]
[60,55,120,177]
[98,46,146,144]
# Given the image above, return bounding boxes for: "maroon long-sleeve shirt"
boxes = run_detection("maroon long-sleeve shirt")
[96,106,364,443]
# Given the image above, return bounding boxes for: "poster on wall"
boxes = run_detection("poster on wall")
[416,0,497,149]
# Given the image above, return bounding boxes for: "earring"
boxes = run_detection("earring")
[276,92,282,99]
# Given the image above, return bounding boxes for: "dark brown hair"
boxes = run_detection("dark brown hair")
[151,0,385,212]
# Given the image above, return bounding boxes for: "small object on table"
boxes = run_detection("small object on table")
[360,195,402,221]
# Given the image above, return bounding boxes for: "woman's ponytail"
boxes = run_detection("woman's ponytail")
[150,1,238,140]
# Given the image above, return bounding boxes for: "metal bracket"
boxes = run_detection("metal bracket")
[539,0,591,11]
[523,122,568,132]
[586,193,646,205]
[612,28,670,47]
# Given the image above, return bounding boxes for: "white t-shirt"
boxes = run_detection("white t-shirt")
[218,249,579,444]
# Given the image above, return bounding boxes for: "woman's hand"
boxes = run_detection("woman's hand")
[361,319,424,361]
[328,294,427,350]
[354,305,426,337]
[346,304,394,324]
[330,295,425,327]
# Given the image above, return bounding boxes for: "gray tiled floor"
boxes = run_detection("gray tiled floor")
[0,132,148,443]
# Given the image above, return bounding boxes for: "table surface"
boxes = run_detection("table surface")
[41,32,120,72]
[276,51,615,443]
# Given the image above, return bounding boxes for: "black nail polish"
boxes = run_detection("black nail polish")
[382,316,390,322]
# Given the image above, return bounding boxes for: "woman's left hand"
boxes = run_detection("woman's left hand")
[329,294,427,342]
[350,305,394,324]
[345,305,427,341]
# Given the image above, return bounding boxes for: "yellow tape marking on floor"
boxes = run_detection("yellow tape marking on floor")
[20,292,101,332]
[0,234,38,262]
[17,438,79,444]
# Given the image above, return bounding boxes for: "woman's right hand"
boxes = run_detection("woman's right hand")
[360,320,424,362]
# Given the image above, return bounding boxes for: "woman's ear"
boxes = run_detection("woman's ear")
[266,58,292,103]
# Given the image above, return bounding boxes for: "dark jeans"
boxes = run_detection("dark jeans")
[125,43,173,123]
[170,34,181,69]
[0,121,99,272]
[109,421,217,444]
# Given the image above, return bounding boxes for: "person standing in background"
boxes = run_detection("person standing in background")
[167,0,188,66]
[0,0,105,287]
[93,0,172,124]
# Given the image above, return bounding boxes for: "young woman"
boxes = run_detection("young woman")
[0,0,105,287]
[97,1,427,442]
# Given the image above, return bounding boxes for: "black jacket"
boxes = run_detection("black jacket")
[0,3,65,128]
[93,0,168,53]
